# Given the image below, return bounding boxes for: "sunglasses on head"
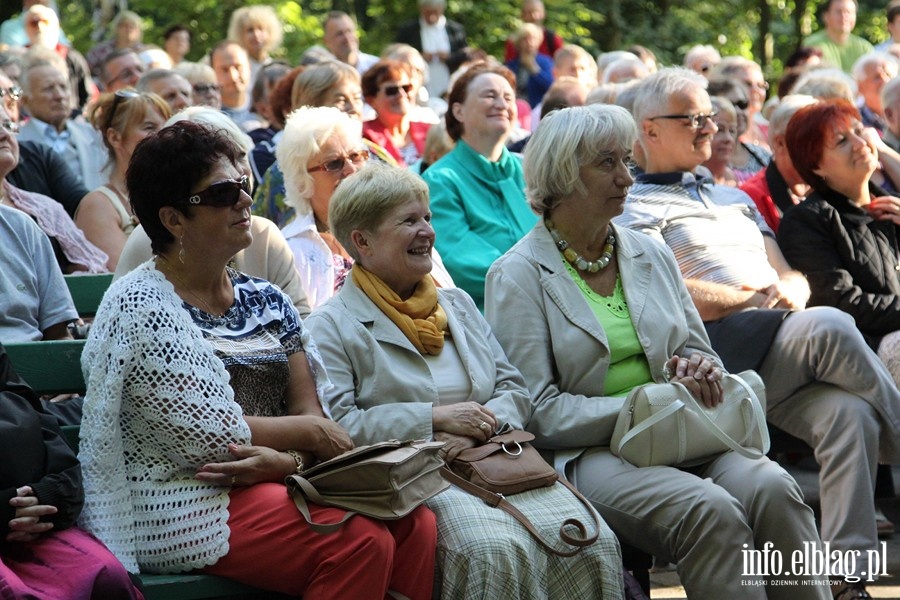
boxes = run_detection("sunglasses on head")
[104,89,141,131]
[181,175,251,207]
[382,83,413,97]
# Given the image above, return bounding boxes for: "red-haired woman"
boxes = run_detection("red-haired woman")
[361,60,431,167]
[778,97,900,599]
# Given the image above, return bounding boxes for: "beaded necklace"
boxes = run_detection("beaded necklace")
[545,219,616,273]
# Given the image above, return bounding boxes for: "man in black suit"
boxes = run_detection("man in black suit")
[396,0,466,99]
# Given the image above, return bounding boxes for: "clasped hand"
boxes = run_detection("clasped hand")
[432,401,497,443]
[664,354,723,408]
[7,486,56,543]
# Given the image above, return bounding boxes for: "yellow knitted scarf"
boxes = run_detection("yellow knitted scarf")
[352,265,448,355]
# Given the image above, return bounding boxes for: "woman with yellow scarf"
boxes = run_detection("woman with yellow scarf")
[305,163,625,600]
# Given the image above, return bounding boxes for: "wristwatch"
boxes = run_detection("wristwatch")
[285,450,305,474]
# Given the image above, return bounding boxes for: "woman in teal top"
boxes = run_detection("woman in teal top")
[485,105,828,600]
[422,63,537,309]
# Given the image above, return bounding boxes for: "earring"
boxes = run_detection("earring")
[178,236,186,264]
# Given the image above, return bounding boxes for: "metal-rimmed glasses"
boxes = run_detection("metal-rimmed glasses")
[180,176,252,207]
[0,86,22,101]
[0,119,18,134]
[649,111,718,130]
[308,149,370,173]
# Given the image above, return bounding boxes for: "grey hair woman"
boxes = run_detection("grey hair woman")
[485,103,827,599]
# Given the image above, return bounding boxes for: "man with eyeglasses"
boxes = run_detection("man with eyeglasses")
[98,48,144,93]
[803,0,874,73]
[18,59,105,192]
[0,68,88,217]
[618,67,900,599]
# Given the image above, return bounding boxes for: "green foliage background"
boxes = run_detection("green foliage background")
[25,0,894,83]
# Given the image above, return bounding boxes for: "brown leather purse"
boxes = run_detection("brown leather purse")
[442,430,601,557]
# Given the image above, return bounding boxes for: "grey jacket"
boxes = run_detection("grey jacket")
[18,118,107,192]
[305,275,532,446]
[485,222,720,467]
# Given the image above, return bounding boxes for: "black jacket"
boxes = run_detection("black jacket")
[0,344,83,537]
[395,18,467,55]
[7,141,89,218]
[778,188,900,349]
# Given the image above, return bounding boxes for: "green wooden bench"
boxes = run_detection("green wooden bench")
[64,273,114,317]
[6,340,288,600]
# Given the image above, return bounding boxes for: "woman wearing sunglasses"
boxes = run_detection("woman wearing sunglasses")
[78,120,438,597]
[76,88,170,271]
[277,105,453,310]
[361,60,432,167]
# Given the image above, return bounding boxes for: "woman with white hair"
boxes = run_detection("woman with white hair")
[277,105,452,309]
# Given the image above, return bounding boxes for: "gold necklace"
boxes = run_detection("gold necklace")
[157,255,223,315]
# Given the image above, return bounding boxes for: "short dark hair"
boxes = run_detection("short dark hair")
[100,48,140,85]
[163,24,191,41]
[127,121,242,254]
[444,62,516,141]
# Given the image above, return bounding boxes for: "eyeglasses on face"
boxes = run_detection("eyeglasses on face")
[381,83,413,97]
[0,119,18,134]
[181,175,251,207]
[109,66,144,85]
[193,83,221,95]
[308,149,370,173]
[0,86,22,101]
[649,111,718,129]
[730,99,749,111]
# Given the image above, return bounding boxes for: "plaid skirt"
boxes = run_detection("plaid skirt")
[426,482,624,600]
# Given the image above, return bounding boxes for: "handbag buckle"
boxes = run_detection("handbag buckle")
[501,441,523,456]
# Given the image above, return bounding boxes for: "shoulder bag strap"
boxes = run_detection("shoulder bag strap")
[614,398,686,458]
[678,375,770,458]
[286,475,358,535]
[440,467,600,557]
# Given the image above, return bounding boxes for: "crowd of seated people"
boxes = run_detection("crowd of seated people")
[5,0,900,597]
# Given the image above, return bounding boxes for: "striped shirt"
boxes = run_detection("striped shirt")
[614,171,779,291]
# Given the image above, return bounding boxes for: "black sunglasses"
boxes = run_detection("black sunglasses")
[731,99,749,110]
[382,83,413,97]
[104,89,141,131]
[181,176,251,207]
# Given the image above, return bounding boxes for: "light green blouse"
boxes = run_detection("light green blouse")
[562,261,652,396]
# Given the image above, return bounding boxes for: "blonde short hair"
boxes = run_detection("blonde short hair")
[329,163,429,262]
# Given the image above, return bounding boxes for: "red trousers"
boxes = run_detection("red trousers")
[202,483,437,600]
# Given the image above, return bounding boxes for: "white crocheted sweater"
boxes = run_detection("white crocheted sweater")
[78,262,253,574]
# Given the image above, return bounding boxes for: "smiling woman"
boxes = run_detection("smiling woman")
[422,62,537,308]
[77,121,438,597]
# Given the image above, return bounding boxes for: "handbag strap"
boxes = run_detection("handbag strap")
[286,475,358,535]
[615,373,770,460]
[440,467,600,557]
[683,373,770,457]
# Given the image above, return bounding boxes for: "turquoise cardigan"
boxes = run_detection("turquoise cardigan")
[422,140,537,309]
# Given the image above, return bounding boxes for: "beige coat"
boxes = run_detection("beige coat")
[305,276,532,445]
[484,222,720,468]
